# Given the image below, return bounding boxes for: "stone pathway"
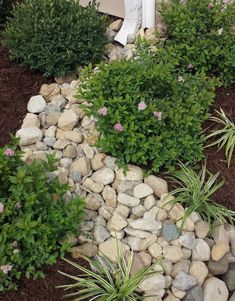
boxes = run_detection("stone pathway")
[15,79,235,301]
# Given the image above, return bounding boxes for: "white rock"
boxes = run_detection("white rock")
[144,175,168,197]
[58,110,78,131]
[130,218,162,232]
[108,212,128,231]
[163,246,184,263]
[102,185,117,208]
[139,274,166,292]
[192,239,210,261]
[171,260,190,278]
[134,183,153,198]
[91,153,106,171]
[124,236,142,251]
[117,193,140,207]
[93,224,110,243]
[144,195,157,210]
[27,95,46,113]
[116,165,144,181]
[91,168,115,185]
[148,243,163,258]
[99,238,129,262]
[125,227,150,239]
[16,128,42,146]
[178,232,196,249]
[203,277,229,301]
[45,125,56,138]
[64,130,83,143]
[172,271,197,290]
[22,113,40,128]
[141,234,157,251]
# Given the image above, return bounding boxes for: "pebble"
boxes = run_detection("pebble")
[222,262,235,291]
[130,218,162,232]
[91,168,115,185]
[93,224,110,243]
[144,175,168,197]
[108,212,128,231]
[133,183,153,198]
[211,241,230,261]
[16,127,42,146]
[91,153,106,171]
[141,234,157,251]
[139,274,166,292]
[148,243,163,258]
[192,239,210,261]
[203,277,229,301]
[102,185,117,208]
[58,110,78,131]
[98,238,129,263]
[178,232,196,249]
[189,261,208,286]
[117,193,140,207]
[163,246,184,263]
[70,157,91,177]
[163,223,180,241]
[195,220,209,239]
[183,286,203,301]
[27,95,46,113]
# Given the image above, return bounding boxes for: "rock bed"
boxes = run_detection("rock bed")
[15,78,235,301]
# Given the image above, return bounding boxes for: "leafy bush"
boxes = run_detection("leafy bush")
[168,162,235,229]
[206,108,235,167]
[160,0,235,86]
[59,242,162,300]
[79,57,216,172]
[3,0,107,77]
[0,139,84,291]
[0,0,14,25]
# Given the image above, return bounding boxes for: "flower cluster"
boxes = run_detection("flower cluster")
[0,265,13,275]
[4,148,14,156]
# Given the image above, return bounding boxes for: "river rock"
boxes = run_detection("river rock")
[118,193,140,207]
[172,271,197,290]
[163,246,184,263]
[71,242,98,258]
[203,277,229,301]
[222,263,235,291]
[64,130,83,143]
[85,193,103,211]
[70,157,91,177]
[195,221,209,239]
[133,183,153,198]
[148,243,163,258]
[192,239,210,261]
[58,110,78,131]
[102,185,117,208]
[116,165,144,181]
[22,113,40,128]
[139,274,166,292]
[108,212,128,231]
[16,127,42,146]
[129,218,162,232]
[211,242,230,261]
[27,95,46,113]
[93,224,110,243]
[183,286,203,301]
[99,238,129,262]
[91,153,106,171]
[178,232,196,249]
[189,261,208,286]
[163,223,180,241]
[91,168,115,185]
[144,175,168,197]
[208,256,229,275]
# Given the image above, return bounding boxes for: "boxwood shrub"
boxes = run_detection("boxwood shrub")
[79,57,217,172]
[0,139,84,291]
[3,0,107,77]
[160,0,235,86]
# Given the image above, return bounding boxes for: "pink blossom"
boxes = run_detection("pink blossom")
[138,101,147,111]
[15,202,22,209]
[208,2,214,9]
[4,148,15,156]
[12,241,18,248]
[153,111,163,120]
[0,202,4,213]
[0,264,13,275]
[98,107,108,116]
[188,63,194,70]
[114,123,124,132]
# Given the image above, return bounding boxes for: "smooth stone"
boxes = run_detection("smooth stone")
[124,236,142,251]
[118,193,140,207]
[195,221,209,239]
[91,168,115,185]
[22,113,40,128]
[16,127,42,146]
[58,110,78,131]
[172,271,197,290]
[192,239,210,261]
[189,261,208,286]
[133,183,153,198]
[63,144,77,158]
[148,243,163,258]
[85,193,103,211]
[141,234,157,251]
[124,227,150,239]
[139,274,166,292]
[144,175,168,197]
[130,252,145,274]
[212,224,229,245]
[168,203,185,221]
[144,195,157,210]
[91,153,106,171]
[139,251,152,267]
[164,291,180,301]
[116,165,144,181]
[208,257,229,275]
[93,224,110,244]
[171,260,190,278]
[211,242,230,261]
[99,206,115,220]
[71,243,98,258]
[178,232,196,249]
[82,178,104,193]
[39,83,60,101]
[70,157,91,177]
[171,287,186,299]
[229,292,235,301]
[43,137,56,146]
[163,246,184,263]
[132,204,146,217]
[108,212,128,231]
[163,223,180,241]
[99,238,129,263]
[50,94,66,110]
[115,204,130,218]
[70,171,82,183]
[64,130,83,143]
[46,112,61,125]
[27,95,46,113]
[203,277,229,301]
[108,19,122,31]
[222,263,235,291]
[183,286,203,301]
[36,141,47,150]
[129,218,162,232]
[102,185,117,208]
[176,217,195,232]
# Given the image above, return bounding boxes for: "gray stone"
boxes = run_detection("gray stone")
[70,171,82,183]
[94,224,110,244]
[163,223,180,241]
[139,274,166,292]
[222,263,235,291]
[172,271,197,290]
[183,286,203,301]
[208,257,229,275]
[229,292,235,301]
[16,127,42,145]
[124,236,142,251]
[117,193,140,207]
[132,204,146,217]
[27,95,46,113]
[178,232,196,249]
[129,218,162,232]
[133,183,153,198]
[44,137,56,146]
[203,277,229,301]
[192,239,210,261]
[51,95,66,110]
[124,227,150,239]
[91,168,115,185]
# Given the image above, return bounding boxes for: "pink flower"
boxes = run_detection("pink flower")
[0,202,4,213]
[208,2,214,9]
[138,101,147,111]
[98,107,108,116]
[114,123,124,132]
[4,148,15,156]
[15,202,22,209]
[153,111,163,120]
[0,264,13,275]
[12,241,18,248]
[188,63,194,70]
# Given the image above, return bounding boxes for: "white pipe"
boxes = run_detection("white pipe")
[142,0,156,28]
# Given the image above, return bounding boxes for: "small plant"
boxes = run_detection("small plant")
[4,0,107,77]
[0,0,15,25]
[0,138,84,291]
[206,109,235,167]
[58,241,162,301]
[160,0,235,86]
[79,57,216,172]
[168,162,235,229]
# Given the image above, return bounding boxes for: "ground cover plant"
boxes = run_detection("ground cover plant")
[0,0,14,25]
[160,0,235,86]
[3,0,107,77]
[206,109,235,167]
[59,243,162,301]
[79,57,216,172]
[168,162,235,229]
[0,139,84,291]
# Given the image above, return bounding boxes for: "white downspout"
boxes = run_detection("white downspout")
[115,0,156,46]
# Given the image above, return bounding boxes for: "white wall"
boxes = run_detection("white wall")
[79,0,125,18]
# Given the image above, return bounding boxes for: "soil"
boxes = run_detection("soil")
[0,28,235,300]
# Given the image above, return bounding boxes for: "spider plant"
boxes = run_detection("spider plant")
[57,241,162,301]
[168,162,235,230]
[206,108,235,167]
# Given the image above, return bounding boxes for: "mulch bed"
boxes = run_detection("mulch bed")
[0,31,235,300]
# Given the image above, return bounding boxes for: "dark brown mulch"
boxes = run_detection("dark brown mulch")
[0,43,52,147]
[204,84,235,211]
[0,257,89,301]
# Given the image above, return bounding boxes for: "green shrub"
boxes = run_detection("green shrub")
[3,0,107,77]
[160,0,235,86]
[79,57,216,172]
[0,139,84,291]
[0,0,14,25]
